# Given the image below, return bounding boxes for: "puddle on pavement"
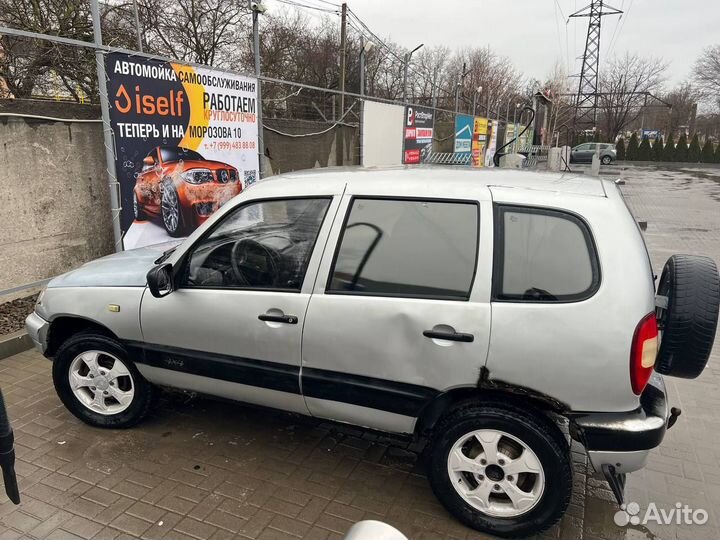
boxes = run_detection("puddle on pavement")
[584,495,662,540]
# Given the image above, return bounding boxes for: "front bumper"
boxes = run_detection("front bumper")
[25,312,50,354]
[568,373,676,503]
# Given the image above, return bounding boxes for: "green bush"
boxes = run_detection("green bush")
[616,138,626,160]
[715,141,720,163]
[626,133,639,161]
[688,134,701,162]
[637,137,651,160]
[675,134,689,162]
[664,134,676,161]
[700,139,715,163]
[652,137,664,161]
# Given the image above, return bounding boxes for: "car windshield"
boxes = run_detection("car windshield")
[160,147,204,163]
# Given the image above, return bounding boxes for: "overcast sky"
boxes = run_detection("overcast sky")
[268,0,717,90]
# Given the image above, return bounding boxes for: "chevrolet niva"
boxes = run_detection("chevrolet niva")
[26,168,720,537]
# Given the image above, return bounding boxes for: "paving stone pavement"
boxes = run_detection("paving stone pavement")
[1,164,719,540]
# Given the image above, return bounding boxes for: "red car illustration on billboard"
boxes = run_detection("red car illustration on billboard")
[132,146,242,236]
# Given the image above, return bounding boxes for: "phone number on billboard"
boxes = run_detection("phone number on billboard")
[203,140,257,151]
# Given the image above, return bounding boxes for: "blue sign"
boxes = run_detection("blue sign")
[454,114,473,157]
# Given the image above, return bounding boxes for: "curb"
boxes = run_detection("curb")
[0,330,33,361]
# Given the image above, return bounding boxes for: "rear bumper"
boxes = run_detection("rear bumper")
[569,373,671,473]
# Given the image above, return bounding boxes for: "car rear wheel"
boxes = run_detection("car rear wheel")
[655,254,720,378]
[161,180,185,237]
[601,155,613,165]
[427,402,571,538]
[53,333,155,428]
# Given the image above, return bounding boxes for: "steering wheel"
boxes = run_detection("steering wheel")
[230,238,279,287]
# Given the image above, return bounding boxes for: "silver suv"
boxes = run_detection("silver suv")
[570,142,617,164]
[26,168,720,537]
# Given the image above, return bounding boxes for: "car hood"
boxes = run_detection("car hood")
[171,159,235,171]
[48,240,183,288]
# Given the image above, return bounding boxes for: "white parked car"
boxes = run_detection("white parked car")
[26,168,720,537]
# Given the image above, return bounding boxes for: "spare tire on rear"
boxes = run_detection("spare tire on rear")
[655,254,720,378]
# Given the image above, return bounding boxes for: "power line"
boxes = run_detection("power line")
[606,0,632,58]
[271,0,340,15]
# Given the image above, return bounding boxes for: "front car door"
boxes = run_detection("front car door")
[137,193,341,413]
[301,183,493,434]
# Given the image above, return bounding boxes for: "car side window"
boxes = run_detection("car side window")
[180,198,330,291]
[328,198,479,300]
[493,205,600,302]
[587,143,598,151]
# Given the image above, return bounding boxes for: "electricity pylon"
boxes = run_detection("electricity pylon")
[569,1,623,135]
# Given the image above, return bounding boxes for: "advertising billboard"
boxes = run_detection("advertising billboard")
[471,117,488,168]
[106,52,259,249]
[484,120,498,168]
[454,114,473,158]
[641,129,660,141]
[402,105,434,164]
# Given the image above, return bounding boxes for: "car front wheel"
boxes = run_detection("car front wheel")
[161,180,185,237]
[427,402,572,538]
[53,333,155,428]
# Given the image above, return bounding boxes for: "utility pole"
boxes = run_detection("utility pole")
[454,63,470,113]
[250,1,265,177]
[569,0,622,136]
[338,2,347,166]
[339,3,347,113]
[90,0,123,252]
[431,66,438,109]
[132,0,143,52]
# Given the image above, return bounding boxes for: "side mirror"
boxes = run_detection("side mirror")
[147,263,174,298]
[143,156,155,166]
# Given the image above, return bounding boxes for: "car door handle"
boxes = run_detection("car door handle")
[423,330,474,342]
[258,314,298,324]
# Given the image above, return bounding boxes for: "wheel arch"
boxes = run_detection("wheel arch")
[415,380,569,437]
[46,316,120,357]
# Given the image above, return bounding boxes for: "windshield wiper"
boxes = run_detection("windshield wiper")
[155,247,176,264]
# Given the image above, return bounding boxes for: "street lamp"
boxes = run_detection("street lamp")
[472,86,483,117]
[359,38,375,96]
[402,43,423,103]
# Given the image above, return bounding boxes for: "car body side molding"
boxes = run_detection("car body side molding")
[124,341,438,417]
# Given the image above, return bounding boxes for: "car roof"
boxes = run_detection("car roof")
[251,166,608,199]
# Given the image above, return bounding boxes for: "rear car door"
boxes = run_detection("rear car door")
[301,189,493,434]
[138,195,340,414]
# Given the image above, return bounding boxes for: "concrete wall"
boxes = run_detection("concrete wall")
[263,119,359,175]
[0,117,115,290]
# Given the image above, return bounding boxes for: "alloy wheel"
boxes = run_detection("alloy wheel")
[447,428,545,518]
[161,185,179,233]
[68,351,135,415]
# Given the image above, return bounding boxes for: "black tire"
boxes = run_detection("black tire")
[655,254,720,378]
[601,155,613,165]
[161,180,186,237]
[53,333,155,428]
[427,402,572,538]
[132,190,146,220]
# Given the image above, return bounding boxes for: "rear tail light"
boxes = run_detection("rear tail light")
[630,313,659,395]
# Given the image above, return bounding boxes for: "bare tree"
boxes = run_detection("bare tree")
[693,44,720,108]
[141,0,250,67]
[597,53,667,139]
[0,0,146,100]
